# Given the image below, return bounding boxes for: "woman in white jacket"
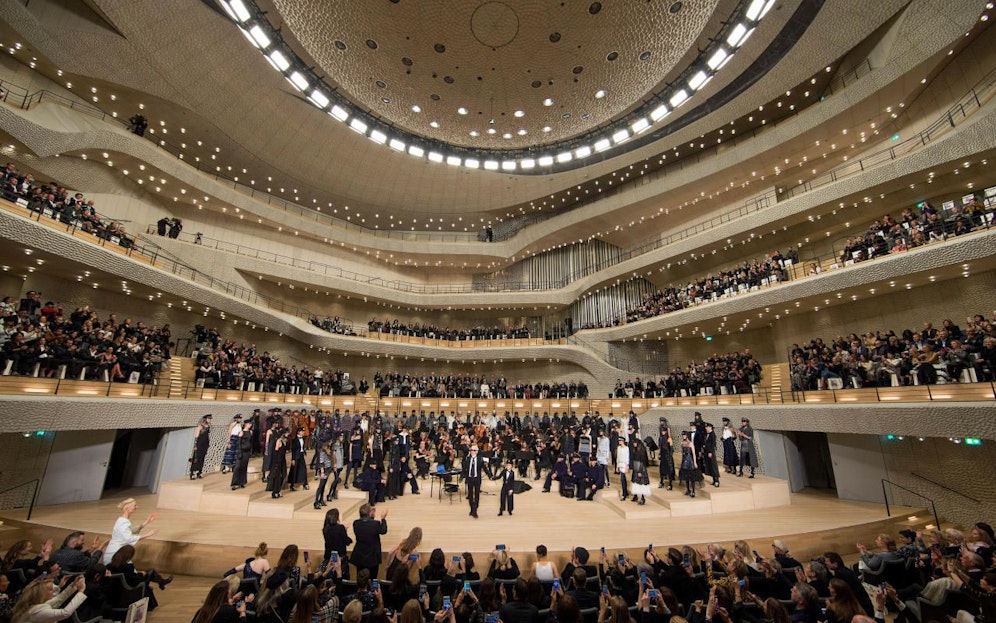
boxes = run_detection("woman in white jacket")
[12,575,87,623]
[615,437,630,501]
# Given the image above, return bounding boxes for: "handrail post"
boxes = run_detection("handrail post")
[882,479,891,517]
[27,480,39,521]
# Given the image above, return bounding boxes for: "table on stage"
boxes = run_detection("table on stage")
[428,469,462,501]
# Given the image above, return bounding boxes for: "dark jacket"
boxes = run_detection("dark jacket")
[351,517,388,569]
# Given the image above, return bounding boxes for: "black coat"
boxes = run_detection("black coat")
[351,517,388,569]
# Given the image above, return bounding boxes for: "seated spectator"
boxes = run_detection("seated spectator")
[106,544,172,610]
[49,531,106,574]
[10,575,87,623]
[488,549,520,581]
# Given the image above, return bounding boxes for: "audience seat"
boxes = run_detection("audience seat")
[861,558,914,588]
[103,573,145,621]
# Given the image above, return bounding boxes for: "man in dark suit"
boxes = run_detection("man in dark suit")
[351,503,388,579]
[565,567,600,608]
[542,454,567,494]
[580,455,605,501]
[499,578,539,623]
[462,444,482,518]
[498,458,516,516]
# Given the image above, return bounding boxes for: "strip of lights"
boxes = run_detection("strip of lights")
[219,0,774,174]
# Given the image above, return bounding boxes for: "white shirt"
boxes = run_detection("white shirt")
[616,445,630,472]
[103,516,140,564]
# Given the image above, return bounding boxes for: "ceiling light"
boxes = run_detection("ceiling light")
[308,89,329,108]
[501,160,517,171]
[595,89,607,99]
[537,155,554,166]
[502,132,512,139]
[267,50,290,71]
[612,129,630,144]
[457,107,468,115]
[348,118,368,134]
[469,130,479,137]
[248,25,270,48]
[226,0,251,22]
[688,70,709,90]
[429,120,440,128]
[486,128,497,134]
[369,129,387,144]
[520,158,536,169]
[746,0,775,20]
[514,110,525,117]
[669,89,689,108]
[556,151,573,163]
[517,128,527,136]
[650,104,670,121]
[543,98,554,106]
[707,48,729,69]
[388,138,406,151]
[630,117,650,134]
[542,126,552,132]
[593,138,612,152]
[727,23,749,47]
[427,151,444,163]
[446,155,462,166]
[329,105,349,121]
[464,158,480,168]
[575,145,592,158]
[411,104,421,113]
[484,160,499,170]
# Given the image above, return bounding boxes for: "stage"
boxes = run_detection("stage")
[0,462,928,578]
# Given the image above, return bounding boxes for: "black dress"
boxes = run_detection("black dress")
[658,429,675,483]
[191,425,211,477]
[678,444,702,483]
[288,437,308,486]
[231,434,252,488]
[267,440,288,495]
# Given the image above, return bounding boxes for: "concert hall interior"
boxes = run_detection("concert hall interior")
[0,0,995,622]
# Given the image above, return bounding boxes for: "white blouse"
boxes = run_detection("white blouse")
[103,516,141,564]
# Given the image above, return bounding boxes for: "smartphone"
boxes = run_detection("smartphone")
[752,549,761,562]
[617,553,626,563]
[602,584,610,596]
[303,551,310,563]
[409,553,419,561]
[648,589,659,600]
[496,544,506,551]
[683,553,691,567]
[553,579,561,591]
[738,579,746,587]
[443,597,451,611]
[331,552,339,563]
[640,571,647,585]
[486,615,499,623]
[236,600,245,609]
[601,546,606,556]
[463,580,471,594]
[649,544,653,551]
[452,555,462,563]
[372,579,380,591]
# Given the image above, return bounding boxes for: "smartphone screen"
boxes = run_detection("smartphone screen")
[648,589,659,600]
[486,616,499,623]
[463,580,471,593]
[409,553,418,561]
[640,571,647,585]
[496,544,506,551]
[452,555,462,563]
[372,579,380,591]
[303,551,310,563]
[617,553,625,563]
[553,579,561,591]
[683,554,690,567]
[331,552,339,563]
[443,597,451,611]
[738,579,746,587]
[602,584,610,596]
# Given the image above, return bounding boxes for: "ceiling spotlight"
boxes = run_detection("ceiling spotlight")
[513,110,525,117]
[457,107,468,115]
[595,89,607,99]
[411,104,421,112]
[543,98,554,106]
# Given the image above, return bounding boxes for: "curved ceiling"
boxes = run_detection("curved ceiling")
[268,0,725,149]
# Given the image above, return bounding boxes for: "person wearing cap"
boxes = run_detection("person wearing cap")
[737,417,758,478]
[497,458,516,516]
[579,455,605,501]
[657,417,675,490]
[461,444,483,518]
[616,436,630,501]
[703,422,720,488]
[542,454,568,494]
[220,414,242,474]
[721,417,739,474]
[189,414,212,480]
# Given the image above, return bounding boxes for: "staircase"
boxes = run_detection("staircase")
[164,357,196,397]
[763,363,791,394]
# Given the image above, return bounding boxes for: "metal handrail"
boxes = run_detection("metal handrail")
[881,478,941,528]
[0,478,41,520]
[910,472,982,504]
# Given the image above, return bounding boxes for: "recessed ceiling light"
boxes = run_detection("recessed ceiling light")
[595,89,606,99]
[502,132,512,139]
[542,126,552,132]
[543,98,554,106]
[517,128,527,135]
[411,105,421,112]
[429,120,440,128]
[457,107,468,115]
[514,110,525,117]
[469,130,479,137]
[487,128,497,134]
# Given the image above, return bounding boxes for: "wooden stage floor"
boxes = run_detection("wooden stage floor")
[0,472,925,579]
